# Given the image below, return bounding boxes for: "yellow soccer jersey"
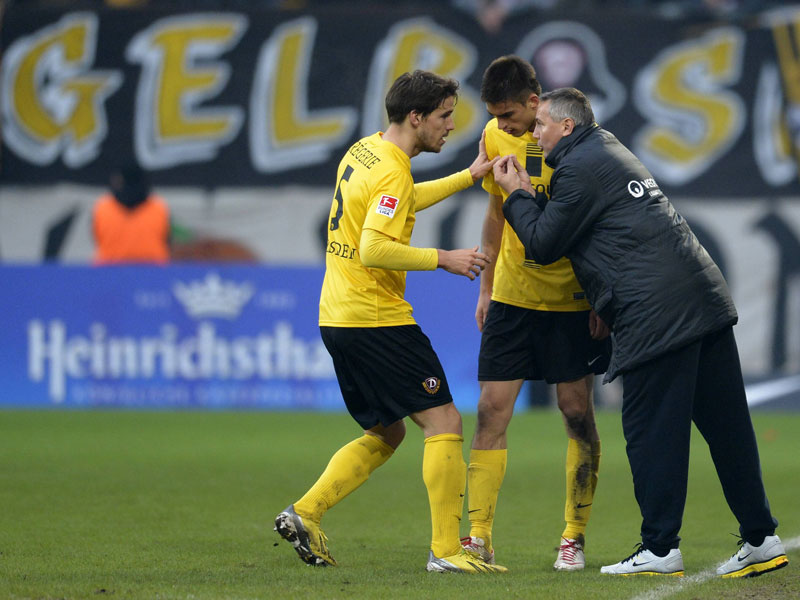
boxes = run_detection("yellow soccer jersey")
[319,132,422,327]
[482,119,590,311]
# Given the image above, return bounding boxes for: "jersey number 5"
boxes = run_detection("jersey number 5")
[329,165,354,231]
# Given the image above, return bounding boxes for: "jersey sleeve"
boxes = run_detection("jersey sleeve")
[360,228,438,271]
[362,167,414,239]
[414,169,473,210]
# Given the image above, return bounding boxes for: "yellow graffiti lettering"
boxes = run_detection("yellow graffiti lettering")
[773,19,800,101]
[272,22,350,142]
[14,28,78,139]
[635,28,744,183]
[61,79,113,141]
[2,13,120,165]
[127,14,246,167]
[151,23,242,138]
[249,17,356,172]
[772,17,800,176]
[751,63,795,185]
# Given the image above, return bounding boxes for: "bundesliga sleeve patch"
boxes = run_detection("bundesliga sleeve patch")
[376,195,399,218]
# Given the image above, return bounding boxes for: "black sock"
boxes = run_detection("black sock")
[748,535,766,547]
[647,547,671,557]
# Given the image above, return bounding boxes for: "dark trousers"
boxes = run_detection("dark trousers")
[621,326,777,553]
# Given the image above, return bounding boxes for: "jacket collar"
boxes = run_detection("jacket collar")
[545,123,599,168]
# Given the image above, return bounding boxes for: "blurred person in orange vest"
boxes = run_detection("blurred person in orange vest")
[92,164,170,264]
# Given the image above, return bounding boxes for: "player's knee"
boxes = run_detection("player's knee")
[476,396,513,432]
[412,401,462,437]
[383,422,407,449]
[557,385,590,422]
[368,420,406,449]
[440,401,462,431]
[558,388,597,440]
[558,397,587,422]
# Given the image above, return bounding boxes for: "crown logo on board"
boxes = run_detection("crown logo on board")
[172,273,254,319]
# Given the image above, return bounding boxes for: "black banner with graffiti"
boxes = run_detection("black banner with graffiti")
[2,4,800,196]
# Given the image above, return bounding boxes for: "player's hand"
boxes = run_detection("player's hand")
[475,289,491,331]
[589,309,610,340]
[468,130,500,182]
[437,246,490,280]
[493,155,534,195]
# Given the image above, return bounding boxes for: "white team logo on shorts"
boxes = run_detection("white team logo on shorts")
[376,195,399,218]
[422,377,441,394]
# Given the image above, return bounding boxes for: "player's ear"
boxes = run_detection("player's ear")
[409,110,423,127]
[563,117,575,136]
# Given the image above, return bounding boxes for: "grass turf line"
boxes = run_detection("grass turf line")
[0,410,797,599]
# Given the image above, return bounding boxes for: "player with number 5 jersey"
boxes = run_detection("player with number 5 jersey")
[319,130,475,326]
[275,70,507,574]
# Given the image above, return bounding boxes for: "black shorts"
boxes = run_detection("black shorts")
[478,301,611,384]
[320,325,453,429]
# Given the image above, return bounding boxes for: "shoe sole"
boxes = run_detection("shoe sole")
[602,570,684,577]
[554,563,585,571]
[427,561,460,573]
[719,554,788,578]
[427,555,508,573]
[274,510,335,567]
[427,562,507,574]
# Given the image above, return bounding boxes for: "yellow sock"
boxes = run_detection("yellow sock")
[423,433,466,558]
[294,434,394,523]
[562,438,601,541]
[467,448,507,549]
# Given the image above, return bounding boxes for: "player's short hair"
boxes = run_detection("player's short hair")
[540,87,595,127]
[385,70,459,124]
[480,55,542,105]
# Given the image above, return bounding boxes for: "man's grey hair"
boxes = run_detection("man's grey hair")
[540,87,594,127]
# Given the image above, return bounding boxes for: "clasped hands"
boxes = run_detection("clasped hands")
[492,155,535,197]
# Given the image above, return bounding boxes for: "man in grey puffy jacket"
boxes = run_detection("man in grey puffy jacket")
[493,86,787,578]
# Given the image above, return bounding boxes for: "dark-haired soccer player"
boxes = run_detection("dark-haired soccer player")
[275,70,506,573]
[460,56,610,571]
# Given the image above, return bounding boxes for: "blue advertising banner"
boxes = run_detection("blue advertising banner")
[0,265,483,410]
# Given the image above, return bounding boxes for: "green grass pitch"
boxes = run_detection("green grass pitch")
[1,409,797,599]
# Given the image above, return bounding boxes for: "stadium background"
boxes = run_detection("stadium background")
[2,0,800,411]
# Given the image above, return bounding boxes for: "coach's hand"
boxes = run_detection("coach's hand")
[493,155,534,195]
[437,246,490,280]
